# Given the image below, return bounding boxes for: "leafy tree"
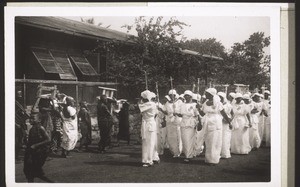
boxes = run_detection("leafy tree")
[219,32,270,89]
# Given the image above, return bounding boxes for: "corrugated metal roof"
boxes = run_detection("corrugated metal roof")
[15,16,135,42]
[180,48,223,61]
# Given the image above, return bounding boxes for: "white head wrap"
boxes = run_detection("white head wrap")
[243,94,251,100]
[264,90,271,95]
[168,89,177,95]
[179,94,185,99]
[229,92,236,99]
[141,90,151,100]
[235,93,243,98]
[259,94,264,98]
[217,92,227,103]
[205,88,217,96]
[148,92,156,101]
[251,92,260,98]
[184,90,193,97]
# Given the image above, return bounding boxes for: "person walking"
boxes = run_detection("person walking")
[175,90,200,163]
[117,102,131,146]
[78,101,92,151]
[201,88,232,165]
[230,93,252,155]
[23,112,53,183]
[60,97,78,158]
[97,95,114,153]
[139,90,159,167]
[217,92,233,159]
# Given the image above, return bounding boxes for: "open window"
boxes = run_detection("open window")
[68,53,98,76]
[50,50,77,80]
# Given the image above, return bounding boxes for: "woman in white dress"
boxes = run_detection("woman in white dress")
[200,88,232,165]
[217,92,233,159]
[263,91,271,147]
[138,90,159,167]
[244,94,261,150]
[160,89,182,158]
[230,93,252,154]
[175,90,200,163]
[61,97,78,158]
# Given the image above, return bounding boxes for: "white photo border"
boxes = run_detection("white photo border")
[5,3,281,187]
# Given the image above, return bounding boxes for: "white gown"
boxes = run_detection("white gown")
[254,101,265,142]
[164,100,182,157]
[248,101,261,149]
[61,106,78,151]
[139,101,158,164]
[202,100,223,164]
[155,103,167,155]
[180,102,198,159]
[263,100,271,147]
[221,102,232,158]
[230,101,251,154]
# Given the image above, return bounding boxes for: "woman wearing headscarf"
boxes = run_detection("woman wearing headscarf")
[252,93,268,145]
[244,94,261,150]
[200,88,232,165]
[230,93,252,154]
[175,90,200,163]
[217,92,233,159]
[60,97,78,158]
[138,90,159,167]
[263,91,271,147]
[160,89,182,158]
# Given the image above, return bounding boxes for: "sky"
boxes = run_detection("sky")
[66,16,270,53]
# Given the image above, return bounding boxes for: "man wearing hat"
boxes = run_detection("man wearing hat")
[138,90,159,167]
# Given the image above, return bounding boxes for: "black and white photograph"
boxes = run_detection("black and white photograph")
[5,3,283,187]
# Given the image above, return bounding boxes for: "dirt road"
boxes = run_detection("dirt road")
[15,140,270,183]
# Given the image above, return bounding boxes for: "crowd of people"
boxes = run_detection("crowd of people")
[16,86,271,182]
[138,88,271,167]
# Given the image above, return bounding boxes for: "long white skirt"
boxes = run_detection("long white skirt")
[221,123,231,158]
[156,127,167,155]
[258,115,265,142]
[205,129,222,163]
[264,115,271,147]
[142,130,157,164]
[181,127,196,159]
[194,128,206,156]
[61,119,78,151]
[166,123,181,156]
[249,127,261,148]
[231,116,251,154]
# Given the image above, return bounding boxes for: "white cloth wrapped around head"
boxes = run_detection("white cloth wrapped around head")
[217,92,227,103]
[168,89,177,95]
[184,90,193,97]
[148,92,156,101]
[141,90,152,101]
[229,92,236,99]
[251,92,260,98]
[264,90,271,95]
[205,88,217,96]
[235,93,243,99]
[179,94,185,99]
[243,94,250,100]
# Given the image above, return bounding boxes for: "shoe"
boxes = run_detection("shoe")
[184,158,190,163]
[142,163,150,167]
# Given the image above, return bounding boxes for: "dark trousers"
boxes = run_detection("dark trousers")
[98,120,112,151]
